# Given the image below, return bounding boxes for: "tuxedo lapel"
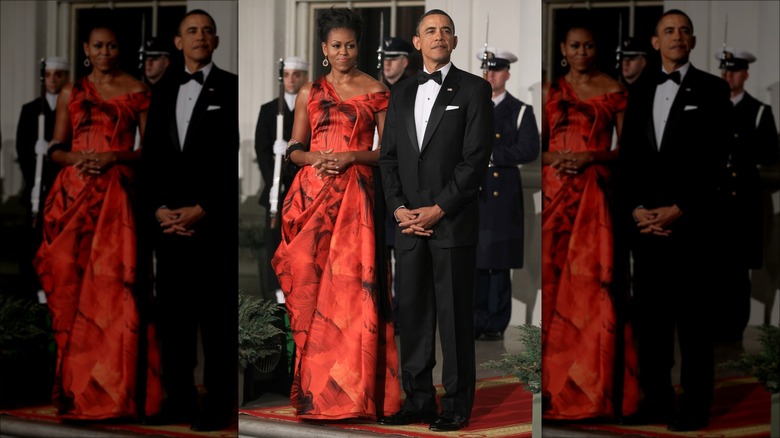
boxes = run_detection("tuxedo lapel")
[167,85,182,152]
[421,68,459,152]
[659,67,697,151]
[403,83,419,153]
[182,67,221,151]
[645,84,660,152]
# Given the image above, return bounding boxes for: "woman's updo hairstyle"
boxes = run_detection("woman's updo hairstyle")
[317,7,364,44]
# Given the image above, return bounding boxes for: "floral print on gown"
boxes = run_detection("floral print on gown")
[272,77,401,420]
[541,77,640,420]
[34,77,162,419]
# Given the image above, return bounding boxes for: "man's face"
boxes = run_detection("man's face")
[722,69,749,93]
[621,56,647,83]
[486,68,510,93]
[413,13,457,67]
[652,13,695,66]
[175,13,218,66]
[144,56,170,83]
[383,56,409,83]
[45,69,69,94]
[284,69,308,94]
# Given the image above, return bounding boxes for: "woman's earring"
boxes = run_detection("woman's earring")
[322,57,329,67]
[560,57,568,67]
[84,57,91,67]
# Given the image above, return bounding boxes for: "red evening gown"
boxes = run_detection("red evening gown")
[272,77,401,420]
[541,77,640,419]
[34,78,162,419]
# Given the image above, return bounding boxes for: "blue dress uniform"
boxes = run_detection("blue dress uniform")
[713,49,779,342]
[475,91,540,339]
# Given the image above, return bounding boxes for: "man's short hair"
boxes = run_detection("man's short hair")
[415,9,455,36]
[178,9,217,35]
[654,9,694,36]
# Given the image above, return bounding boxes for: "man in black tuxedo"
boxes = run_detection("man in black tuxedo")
[141,9,238,432]
[618,9,731,432]
[254,56,307,302]
[378,9,493,432]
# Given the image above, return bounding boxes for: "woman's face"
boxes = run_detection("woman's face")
[321,27,358,73]
[561,27,596,73]
[84,27,119,73]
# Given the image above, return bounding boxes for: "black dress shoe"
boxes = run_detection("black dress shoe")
[191,416,233,432]
[667,416,708,432]
[142,409,191,426]
[378,410,437,425]
[429,415,468,431]
[480,331,504,341]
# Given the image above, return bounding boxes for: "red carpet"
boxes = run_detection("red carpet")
[240,375,532,437]
[572,377,772,437]
[0,405,237,437]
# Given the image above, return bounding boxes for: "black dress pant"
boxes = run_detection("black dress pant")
[155,230,237,420]
[396,241,476,419]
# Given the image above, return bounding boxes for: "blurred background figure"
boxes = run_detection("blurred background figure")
[714,48,779,343]
[15,56,69,303]
[143,38,171,88]
[619,38,648,89]
[254,56,308,303]
[382,36,415,89]
[473,48,539,341]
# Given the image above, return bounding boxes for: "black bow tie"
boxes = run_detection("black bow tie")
[417,70,442,85]
[657,70,681,85]
[181,70,204,85]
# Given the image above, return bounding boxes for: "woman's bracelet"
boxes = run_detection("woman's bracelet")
[46,140,70,161]
[285,140,308,161]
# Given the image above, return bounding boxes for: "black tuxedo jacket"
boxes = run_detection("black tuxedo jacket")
[142,65,238,235]
[619,65,731,237]
[254,97,295,209]
[379,65,494,249]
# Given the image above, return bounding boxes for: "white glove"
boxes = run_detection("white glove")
[35,139,48,155]
[273,139,287,156]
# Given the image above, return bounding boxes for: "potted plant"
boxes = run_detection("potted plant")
[720,324,779,437]
[482,323,542,437]
[238,291,285,405]
[0,294,53,408]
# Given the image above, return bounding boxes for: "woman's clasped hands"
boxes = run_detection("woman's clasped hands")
[550,149,594,177]
[73,149,117,177]
[311,148,355,178]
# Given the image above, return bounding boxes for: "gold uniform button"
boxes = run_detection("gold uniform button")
[493,171,500,178]
[495,133,501,139]
[493,191,499,197]
[731,191,737,196]
[731,172,737,177]
[734,133,739,139]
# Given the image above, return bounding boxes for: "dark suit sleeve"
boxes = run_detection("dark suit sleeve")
[16,101,38,190]
[755,104,779,166]
[255,101,275,208]
[515,104,540,164]
[434,79,494,216]
[379,88,408,213]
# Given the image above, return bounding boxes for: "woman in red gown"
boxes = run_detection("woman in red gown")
[541,22,640,420]
[34,18,162,420]
[271,8,401,420]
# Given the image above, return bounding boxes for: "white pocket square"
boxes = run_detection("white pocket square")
[445,105,459,111]
[684,105,697,111]
[207,105,221,111]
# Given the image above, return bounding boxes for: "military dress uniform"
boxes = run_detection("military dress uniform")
[473,49,540,340]
[714,49,779,341]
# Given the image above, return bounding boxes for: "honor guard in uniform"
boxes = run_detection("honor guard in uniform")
[382,36,415,89]
[143,39,171,89]
[381,36,414,332]
[473,48,540,340]
[15,56,69,301]
[714,48,779,342]
[620,38,648,89]
[255,56,309,301]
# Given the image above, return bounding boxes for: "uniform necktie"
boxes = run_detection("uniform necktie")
[417,70,442,85]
